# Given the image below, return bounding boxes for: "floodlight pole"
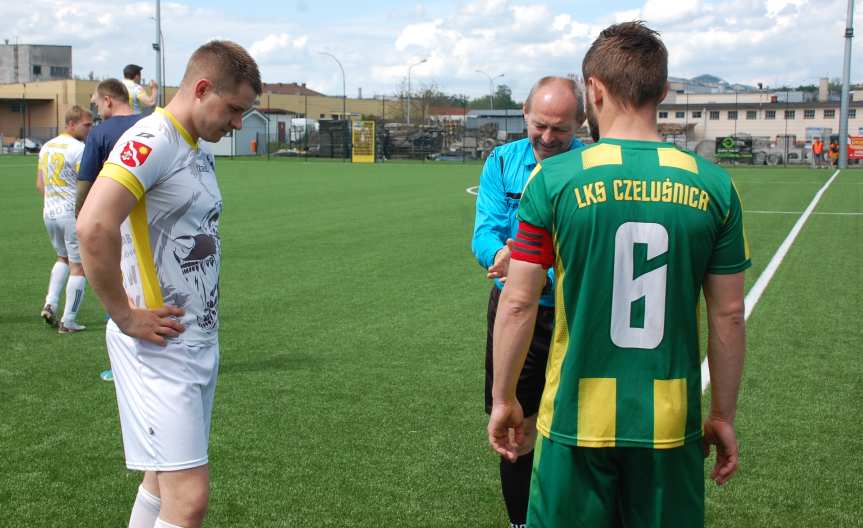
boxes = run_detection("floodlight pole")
[318,52,346,120]
[839,0,855,169]
[153,0,163,106]
[475,70,504,111]
[407,59,427,124]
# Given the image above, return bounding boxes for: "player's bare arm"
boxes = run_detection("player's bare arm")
[702,271,746,486]
[77,176,185,345]
[488,258,547,461]
[140,81,159,107]
[74,180,92,217]
[35,166,44,195]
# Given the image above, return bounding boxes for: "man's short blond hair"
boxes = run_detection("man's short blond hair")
[65,105,90,125]
[181,40,262,96]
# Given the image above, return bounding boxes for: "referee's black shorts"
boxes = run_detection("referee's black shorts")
[484,285,554,418]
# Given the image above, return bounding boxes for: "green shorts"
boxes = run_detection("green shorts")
[527,436,704,528]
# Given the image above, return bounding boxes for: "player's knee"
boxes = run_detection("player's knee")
[171,486,208,526]
[183,482,208,518]
[159,471,209,526]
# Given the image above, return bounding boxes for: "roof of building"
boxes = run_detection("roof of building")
[658,100,863,110]
[256,107,297,115]
[429,105,468,116]
[262,82,324,96]
[467,109,525,117]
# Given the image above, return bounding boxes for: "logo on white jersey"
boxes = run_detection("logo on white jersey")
[120,140,153,168]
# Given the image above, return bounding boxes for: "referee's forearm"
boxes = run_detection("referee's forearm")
[472,233,504,269]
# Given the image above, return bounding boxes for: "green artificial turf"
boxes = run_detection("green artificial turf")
[0,156,859,526]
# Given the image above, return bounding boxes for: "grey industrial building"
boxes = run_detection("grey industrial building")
[0,43,72,84]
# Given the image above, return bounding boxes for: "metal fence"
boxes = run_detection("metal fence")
[249,95,528,163]
[1,127,58,154]
[6,92,863,169]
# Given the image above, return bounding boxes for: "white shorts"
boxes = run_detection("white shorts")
[44,215,80,262]
[106,321,219,471]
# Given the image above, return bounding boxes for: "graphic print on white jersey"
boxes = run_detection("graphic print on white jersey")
[101,108,222,346]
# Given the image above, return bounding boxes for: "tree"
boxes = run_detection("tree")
[468,84,521,110]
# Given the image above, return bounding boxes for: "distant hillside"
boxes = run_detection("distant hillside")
[692,74,723,84]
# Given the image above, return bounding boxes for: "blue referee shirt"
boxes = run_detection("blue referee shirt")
[471,137,584,307]
[78,114,143,182]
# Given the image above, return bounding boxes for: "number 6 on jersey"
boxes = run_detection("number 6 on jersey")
[611,222,668,349]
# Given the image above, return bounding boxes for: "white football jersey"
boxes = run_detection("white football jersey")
[39,133,84,219]
[122,79,145,114]
[101,107,221,346]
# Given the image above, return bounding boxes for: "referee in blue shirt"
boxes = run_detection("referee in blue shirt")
[76,79,143,216]
[471,77,585,528]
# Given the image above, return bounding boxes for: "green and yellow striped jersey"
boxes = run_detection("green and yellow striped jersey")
[518,138,751,449]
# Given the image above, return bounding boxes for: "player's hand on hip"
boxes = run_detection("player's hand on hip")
[702,416,739,486]
[115,305,185,346]
[487,239,514,281]
[487,399,525,462]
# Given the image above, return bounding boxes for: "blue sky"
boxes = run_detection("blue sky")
[2,0,859,100]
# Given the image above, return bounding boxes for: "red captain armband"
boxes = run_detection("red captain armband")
[511,221,554,269]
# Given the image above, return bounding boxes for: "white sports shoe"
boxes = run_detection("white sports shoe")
[58,321,87,334]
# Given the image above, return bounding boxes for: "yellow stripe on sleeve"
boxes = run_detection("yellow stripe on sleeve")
[729,179,751,259]
[100,163,145,200]
[576,378,617,447]
[536,234,569,437]
[653,378,687,449]
[128,196,164,309]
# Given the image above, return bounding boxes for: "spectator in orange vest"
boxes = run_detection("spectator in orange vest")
[812,137,825,168]
[828,140,840,167]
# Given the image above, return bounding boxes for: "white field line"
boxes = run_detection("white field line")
[466,185,478,195]
[745,210,863,216]
[701,169,842,392]
[741,181,863,185]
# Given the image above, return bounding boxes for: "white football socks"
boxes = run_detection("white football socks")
[45,261,69,308]
[128,485,161,528]
[61,275,86,325]
[154,518,184,528]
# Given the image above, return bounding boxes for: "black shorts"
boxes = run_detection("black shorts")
[484,286,554,418]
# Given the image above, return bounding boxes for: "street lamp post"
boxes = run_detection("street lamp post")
[407,58,427,124]
[318,51,346,120]
[475,70,504,111]
[838,0,855,169]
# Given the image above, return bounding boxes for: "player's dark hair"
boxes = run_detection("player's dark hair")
[182,40,262,96]
[524,76,586,126]
[123,64,143,80]
[65,105,90,125]
[96,78,130,102]
[582,21,667,109]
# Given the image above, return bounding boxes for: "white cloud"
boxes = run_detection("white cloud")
[641,0,703,24]
[552,14,572,32]
[249,33,307,59]
[0,0,857,100]
[395,19,444,50]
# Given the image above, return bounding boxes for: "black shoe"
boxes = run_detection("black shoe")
[40,304,58,327]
